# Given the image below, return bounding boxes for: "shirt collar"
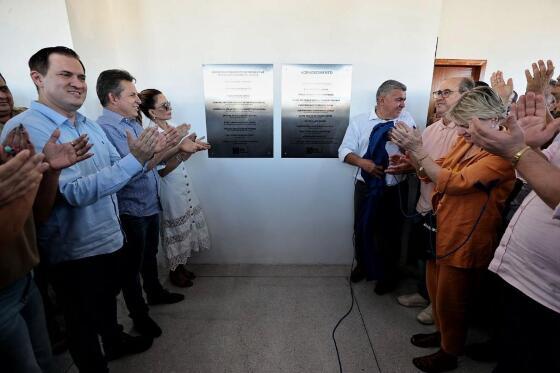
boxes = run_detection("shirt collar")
[30,101,83,127]
[102,108,128,124]
[369,106,400,122]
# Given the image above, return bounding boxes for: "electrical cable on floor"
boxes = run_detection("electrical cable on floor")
[331,250,382,373]
[331,257,356,373]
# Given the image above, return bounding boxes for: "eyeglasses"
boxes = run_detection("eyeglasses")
[157,101,172,110]
[432,89,456,99]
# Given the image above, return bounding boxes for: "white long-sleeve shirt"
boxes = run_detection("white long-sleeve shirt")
[338,108,416,185]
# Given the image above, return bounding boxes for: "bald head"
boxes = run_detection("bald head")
[434,77,474,115]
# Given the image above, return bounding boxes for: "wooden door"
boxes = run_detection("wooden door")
[426,59,487,124]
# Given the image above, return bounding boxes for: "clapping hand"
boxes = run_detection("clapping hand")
[490,71,514,105]
[2,124,35,159]
[469,92,560,158]
[127,127,159,164]
[515,93,560,147]
[390,122,423,153]
[0,126,50,206]
[176,123,191,138]
[386,154,415,174]
[178,136,211,154]
[525,60,554,95]
[42,129,93,170]
[162,126,181,148]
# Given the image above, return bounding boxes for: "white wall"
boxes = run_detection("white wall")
[4,0,559,264]
[0,0,73,105]
[66,0,443,264]
[437,0,560,92]
[3,0,444,264]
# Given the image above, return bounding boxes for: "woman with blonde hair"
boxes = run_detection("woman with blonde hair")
[390,86,516,372]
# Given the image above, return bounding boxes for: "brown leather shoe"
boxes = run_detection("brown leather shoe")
[411,331,441,348]
[169,268,193,288]
[413,349,458,373]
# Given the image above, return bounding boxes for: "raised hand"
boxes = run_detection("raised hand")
[0,149,49,206]
[515,93,560,147]
[42,129,94,170]
[127,127,158,164]
[490,71,514,104]
[525,60,554,95]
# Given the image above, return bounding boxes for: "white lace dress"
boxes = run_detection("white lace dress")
[156,126,211,270]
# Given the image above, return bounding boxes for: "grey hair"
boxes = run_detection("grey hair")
[458,77,475,94]
[376,80,407,100]
[446,86,507,125]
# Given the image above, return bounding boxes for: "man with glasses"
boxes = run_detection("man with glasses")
[393,77,474,323]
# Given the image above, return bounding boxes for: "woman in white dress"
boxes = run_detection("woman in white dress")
[138,89,211,287]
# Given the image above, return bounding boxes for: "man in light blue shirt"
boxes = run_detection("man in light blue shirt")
[96,69,185,340]
[338,80,416,294]
[1,46,160,373]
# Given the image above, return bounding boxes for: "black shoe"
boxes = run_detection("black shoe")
[413,349,458,373]
[104,332,153,361]
[374,279,398,295]
[465,340,497,362]
[147,289,185,305]
[133,314,162,338]
[181,265,196,280]
[350,267,366,283]
[411,331,441,348]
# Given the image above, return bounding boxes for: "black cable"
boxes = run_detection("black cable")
[332,256,356,373]
[426,186,493,260]
[397,177,420,219]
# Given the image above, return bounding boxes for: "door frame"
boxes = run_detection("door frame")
[426,59,487,124]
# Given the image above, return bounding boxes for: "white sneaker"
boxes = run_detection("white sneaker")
[397,292,429,308]
[417,304,434,325]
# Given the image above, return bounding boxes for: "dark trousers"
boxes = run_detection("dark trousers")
[49,250,122,373]
[409,213,432,299]
[353,180,406,281]
[120,214,163,319]
[493,279,560,373]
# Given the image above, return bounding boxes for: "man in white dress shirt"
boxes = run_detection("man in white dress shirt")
[338,80,416,294]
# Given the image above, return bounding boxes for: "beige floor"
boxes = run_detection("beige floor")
[54,265,494,373]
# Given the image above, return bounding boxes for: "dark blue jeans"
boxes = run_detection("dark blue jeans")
[120,213,163,319]
[0,273,54,373]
